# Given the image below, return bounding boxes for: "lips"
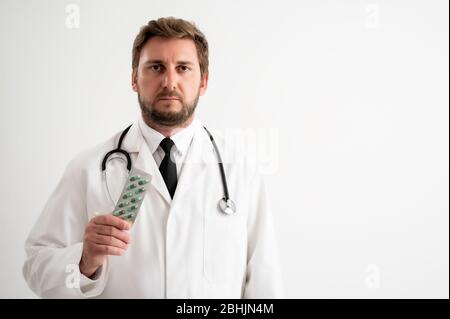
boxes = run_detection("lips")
[159,96,179,100]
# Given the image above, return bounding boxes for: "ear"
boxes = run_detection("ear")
[199,72,208,96]
[131,69,138,92]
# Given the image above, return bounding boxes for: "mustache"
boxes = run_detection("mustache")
[156,91,182,100]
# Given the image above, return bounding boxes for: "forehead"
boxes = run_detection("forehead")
[140,36,199,64]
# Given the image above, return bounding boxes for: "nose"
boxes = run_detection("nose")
[162,67,178,91]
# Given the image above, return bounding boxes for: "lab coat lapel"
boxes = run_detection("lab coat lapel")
[121,120,172,204]
[171,123,215,205]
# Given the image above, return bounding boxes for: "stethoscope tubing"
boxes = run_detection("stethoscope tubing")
[101,124,234,213]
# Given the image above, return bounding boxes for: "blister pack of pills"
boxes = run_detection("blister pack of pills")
[112,168,151,225]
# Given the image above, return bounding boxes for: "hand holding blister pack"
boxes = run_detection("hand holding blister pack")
[112,168,151,225]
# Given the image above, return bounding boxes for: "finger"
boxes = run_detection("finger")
[93,244,126,256]
[93,214,130,230]
[91,234,128,250]
[93,225,130,244]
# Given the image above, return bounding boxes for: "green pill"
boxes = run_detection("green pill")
[138,179,149,186]
[122,192,133,199]
[118,201,129,208]
[127,205,137,212]
[135,188,145,194]
[130,196,142,203]
[127,184,136,190]
[129,175,140,181]
[114,209,124,215]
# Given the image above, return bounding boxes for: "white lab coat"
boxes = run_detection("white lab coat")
[23,118,283,298]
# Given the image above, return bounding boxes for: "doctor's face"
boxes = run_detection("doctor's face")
[132,36,208,127]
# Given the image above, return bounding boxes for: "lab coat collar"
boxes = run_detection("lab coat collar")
[120,118,144,153]
[120,116,215,205]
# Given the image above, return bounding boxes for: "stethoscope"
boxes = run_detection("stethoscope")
[101,124,236,215]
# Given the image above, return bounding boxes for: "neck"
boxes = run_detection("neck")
[142,113,194,138]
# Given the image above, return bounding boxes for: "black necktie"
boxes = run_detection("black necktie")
[159,137,177,199]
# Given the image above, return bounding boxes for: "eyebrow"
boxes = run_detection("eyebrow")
[143,59,194,66]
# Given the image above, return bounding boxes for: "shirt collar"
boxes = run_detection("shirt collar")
[138,115,198,156]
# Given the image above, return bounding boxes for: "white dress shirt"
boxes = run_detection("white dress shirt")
[138,116,198,178]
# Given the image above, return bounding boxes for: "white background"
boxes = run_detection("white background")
[0,0,448,298]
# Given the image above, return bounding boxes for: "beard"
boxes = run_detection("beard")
[138,89,200,127]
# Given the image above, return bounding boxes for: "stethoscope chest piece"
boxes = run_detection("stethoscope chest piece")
[218,198,236,215]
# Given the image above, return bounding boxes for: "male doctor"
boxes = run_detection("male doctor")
[23,17,283,298]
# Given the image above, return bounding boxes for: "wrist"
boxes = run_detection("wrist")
[79,257,99,278]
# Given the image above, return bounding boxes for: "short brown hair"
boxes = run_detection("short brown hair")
[132,17,209,78]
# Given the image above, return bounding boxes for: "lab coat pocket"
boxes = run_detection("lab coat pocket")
[203,210,247,284]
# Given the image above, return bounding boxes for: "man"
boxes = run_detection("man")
[23,17,283,298]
